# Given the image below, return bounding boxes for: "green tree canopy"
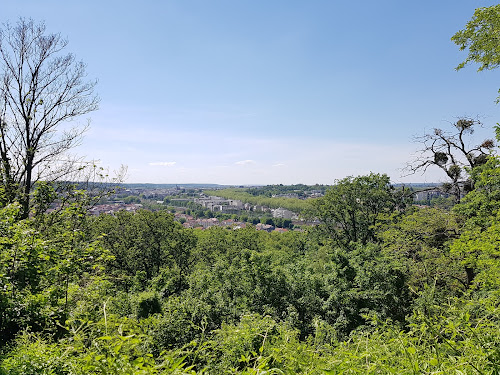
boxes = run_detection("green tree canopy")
[312,173,411,250]
[93,210,196,289]
[452,4,500,101]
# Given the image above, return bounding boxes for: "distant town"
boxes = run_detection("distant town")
[67,182,452,233]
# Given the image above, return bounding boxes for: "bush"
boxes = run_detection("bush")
[0,333,67,375]
[133,291,162,319]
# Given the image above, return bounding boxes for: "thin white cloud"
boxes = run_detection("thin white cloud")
[81,127,446,184]
[235,160,256,166]
[149,161,176,166]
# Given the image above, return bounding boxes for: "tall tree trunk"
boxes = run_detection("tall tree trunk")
[21,152,34,219]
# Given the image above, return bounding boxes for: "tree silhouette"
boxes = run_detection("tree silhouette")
[0,18,99,217]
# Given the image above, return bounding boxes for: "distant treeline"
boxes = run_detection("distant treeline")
[204,188,314,213]
[120,183,225,189]
[245,183,328,197]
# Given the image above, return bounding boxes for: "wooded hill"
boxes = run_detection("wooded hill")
[1,163,500,373]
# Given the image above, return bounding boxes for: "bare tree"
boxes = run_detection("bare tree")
[405,117,495,202]
[0,18,99,218]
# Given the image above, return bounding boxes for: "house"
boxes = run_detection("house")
[255,223,274,232]
[272,207,295,219]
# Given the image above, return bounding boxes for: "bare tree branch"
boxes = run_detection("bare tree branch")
[0,18,99,218]
[403,117,495,202]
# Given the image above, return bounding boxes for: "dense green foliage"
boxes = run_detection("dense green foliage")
[2,162,500,373]
[244,184,327,198]
[453,4,500,72]
[453,4,500,101]
[312,173,411,250]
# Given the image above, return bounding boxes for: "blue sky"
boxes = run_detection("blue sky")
[2,1,499,185]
